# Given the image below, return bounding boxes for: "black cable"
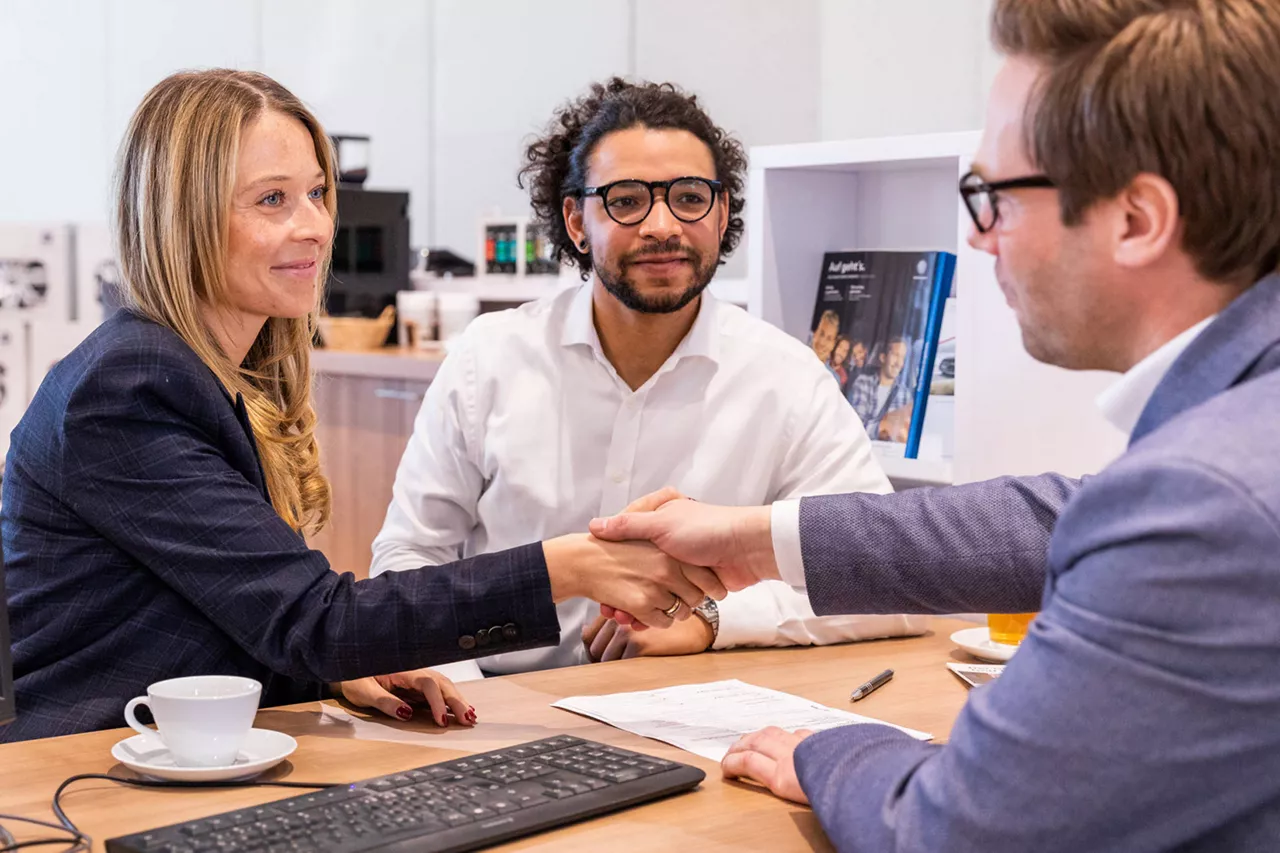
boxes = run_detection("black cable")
[1,839,82,852]
[50,773,342,849]
[0,813,84,852]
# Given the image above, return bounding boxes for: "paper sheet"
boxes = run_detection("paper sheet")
[551,678,931,761]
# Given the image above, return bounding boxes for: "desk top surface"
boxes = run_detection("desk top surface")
[0,618,978,852]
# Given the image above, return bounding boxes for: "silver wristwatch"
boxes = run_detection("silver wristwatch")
[693,596,719,649]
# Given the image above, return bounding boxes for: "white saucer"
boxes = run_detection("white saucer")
[951,626,1020,663]
[111,728,297,782]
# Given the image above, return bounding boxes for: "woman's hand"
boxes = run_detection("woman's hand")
[336,668,476,727]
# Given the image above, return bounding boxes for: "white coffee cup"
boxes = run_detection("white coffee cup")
[123,676,261,767]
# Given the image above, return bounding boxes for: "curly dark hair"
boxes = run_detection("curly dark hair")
[518,77,747,280]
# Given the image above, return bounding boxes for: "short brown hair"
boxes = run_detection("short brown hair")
[992,0,1280,284]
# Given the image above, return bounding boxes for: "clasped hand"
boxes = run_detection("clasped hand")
[583,487,779,628]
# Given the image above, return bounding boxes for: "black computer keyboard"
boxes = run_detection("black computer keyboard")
[105,735,706,853]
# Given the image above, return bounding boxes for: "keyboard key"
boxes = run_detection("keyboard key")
[440,811,474,827]
[514,792,550,808]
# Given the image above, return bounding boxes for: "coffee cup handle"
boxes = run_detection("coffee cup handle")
[123,696,159,740]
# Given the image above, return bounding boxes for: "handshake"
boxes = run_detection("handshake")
[541,487,781,635]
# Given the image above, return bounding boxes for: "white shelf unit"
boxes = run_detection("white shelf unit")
[746,132,1127,487]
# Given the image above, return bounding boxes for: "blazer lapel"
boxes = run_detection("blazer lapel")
[1132,273,1280,444]
[233,392,271,501]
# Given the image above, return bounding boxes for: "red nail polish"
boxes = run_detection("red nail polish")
[396,705,413,721]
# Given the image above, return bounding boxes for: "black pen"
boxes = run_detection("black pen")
[850,668,894,702]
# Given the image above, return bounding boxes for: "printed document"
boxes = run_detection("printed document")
[552,678,931,761]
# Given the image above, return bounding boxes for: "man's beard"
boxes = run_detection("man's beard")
[592,238,718,314]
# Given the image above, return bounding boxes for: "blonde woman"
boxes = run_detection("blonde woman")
[0,70,724,742]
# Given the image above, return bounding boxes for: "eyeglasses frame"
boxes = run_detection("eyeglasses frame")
[959,170,1057,233]
[577,176,724,226]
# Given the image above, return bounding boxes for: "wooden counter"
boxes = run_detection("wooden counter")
[311,345,446,382]
[308,347,447,576]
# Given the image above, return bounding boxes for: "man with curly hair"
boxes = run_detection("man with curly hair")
[370,78,922,679]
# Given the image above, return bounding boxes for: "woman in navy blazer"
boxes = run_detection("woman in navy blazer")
[0,69,721,742]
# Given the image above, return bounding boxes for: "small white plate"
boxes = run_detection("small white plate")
[111,728,297,782]
[951,626,1019,663]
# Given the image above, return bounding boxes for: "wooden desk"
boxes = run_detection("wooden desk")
[0,618,976,852]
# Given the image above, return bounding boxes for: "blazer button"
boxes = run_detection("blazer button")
[475,628,490,647]
[489,625,503,644]
[502,623,519,641]
[458,635,477,651]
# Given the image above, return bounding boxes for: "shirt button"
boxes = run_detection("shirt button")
[490,625,504,643]
[502,623,519,641]
[458,635,477,651]
[611,471,626,483]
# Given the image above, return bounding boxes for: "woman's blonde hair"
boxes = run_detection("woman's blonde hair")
[114,69,333,535]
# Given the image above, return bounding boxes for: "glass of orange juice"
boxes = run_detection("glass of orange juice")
[988,612,1037,646]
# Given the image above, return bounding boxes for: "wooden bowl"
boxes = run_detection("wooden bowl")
[317,305,396,350]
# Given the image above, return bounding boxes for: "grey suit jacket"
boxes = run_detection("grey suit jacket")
[792,273,1280,852]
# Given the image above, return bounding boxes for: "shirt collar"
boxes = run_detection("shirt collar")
[1096,315,1216,437]
[560,282,722,365]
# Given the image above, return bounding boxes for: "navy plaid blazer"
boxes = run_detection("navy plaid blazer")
[1,310,560,742]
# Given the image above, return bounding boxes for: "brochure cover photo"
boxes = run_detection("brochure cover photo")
[807,250,955,458]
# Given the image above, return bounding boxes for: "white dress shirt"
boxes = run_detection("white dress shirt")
[371,284,925,679]
[772,315,1218,588]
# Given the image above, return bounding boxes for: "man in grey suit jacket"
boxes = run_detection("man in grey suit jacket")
[590,1,1280,850]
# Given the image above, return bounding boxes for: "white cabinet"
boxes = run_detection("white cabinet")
[747,132,1126,487]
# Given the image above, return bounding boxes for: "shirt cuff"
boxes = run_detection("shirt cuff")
[770,499,807,590]
[711,585,775,649]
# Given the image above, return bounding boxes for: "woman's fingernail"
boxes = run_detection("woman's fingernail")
[396,705,413,721]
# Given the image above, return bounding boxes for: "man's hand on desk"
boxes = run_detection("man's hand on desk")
[589,489,780,626]
[721,726,814,805]
[336,668,476,727]
[582,611,714,662]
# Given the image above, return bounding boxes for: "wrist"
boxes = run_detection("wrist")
[690,611,716,650]
[692,597,719,650]
[733,505,780,582]
[543,535,590,601]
